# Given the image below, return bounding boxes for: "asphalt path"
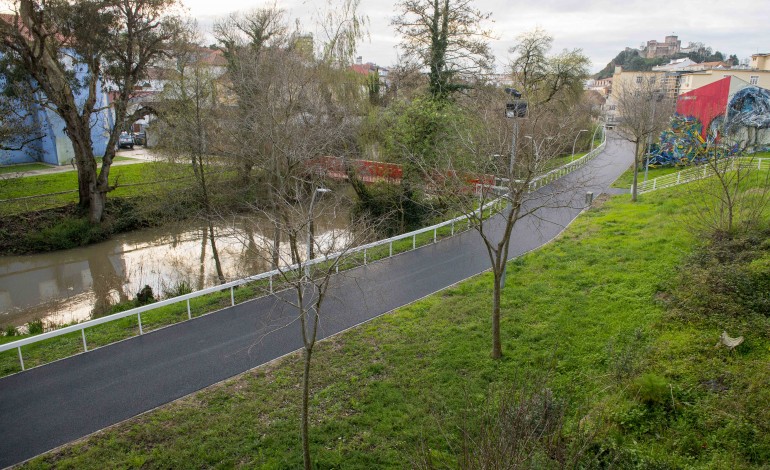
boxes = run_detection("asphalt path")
[0,136,634,468]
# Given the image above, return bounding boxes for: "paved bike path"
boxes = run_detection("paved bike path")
[0,137,633,467]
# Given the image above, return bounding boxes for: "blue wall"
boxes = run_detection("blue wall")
[1,66,113,166]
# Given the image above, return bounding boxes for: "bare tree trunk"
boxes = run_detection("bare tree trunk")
[631,141,641,202]
[491,269,503,359]
[301,345,313,470]
[207,222,226,284]
[272,223,281,269]
[199,227,208,289]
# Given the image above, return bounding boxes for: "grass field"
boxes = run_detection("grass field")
[0,163,54,174]
[0,162,192,215]
[15,176,769,468]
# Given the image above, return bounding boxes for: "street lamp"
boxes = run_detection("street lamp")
[571,129,588,162]
[306,187,331,278]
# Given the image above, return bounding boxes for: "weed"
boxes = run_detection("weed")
[163,280,193,298]
[634,373,670,407]
[26,319,44,335]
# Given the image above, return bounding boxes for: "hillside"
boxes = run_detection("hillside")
[595,46,737,79]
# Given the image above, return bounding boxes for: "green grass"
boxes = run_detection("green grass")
[612,165,683,188]
[17,180,769,468]
[0,163,53,174]
[0,162,196,216]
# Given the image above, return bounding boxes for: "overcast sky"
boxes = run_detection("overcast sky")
[181,0,769,73]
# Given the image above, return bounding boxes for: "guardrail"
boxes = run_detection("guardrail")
[638,157,769,194]
[0,133,607,372]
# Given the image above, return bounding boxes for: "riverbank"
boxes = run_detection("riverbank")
[15,176,770,468]
[0,157,250,255]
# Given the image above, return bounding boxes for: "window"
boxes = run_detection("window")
[635,76,643,84]
[750,75,759,85]
[650,76,656,84]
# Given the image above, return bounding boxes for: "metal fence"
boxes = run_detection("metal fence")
[0,135,607,371]
[638,157,769,194]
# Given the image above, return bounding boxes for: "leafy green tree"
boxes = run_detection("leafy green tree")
[392,0,494,101]
[0,0,184,223]
[509,28,590,107]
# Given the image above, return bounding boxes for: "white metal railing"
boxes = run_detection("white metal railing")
[637,157,769,195]
[1,133,607,371]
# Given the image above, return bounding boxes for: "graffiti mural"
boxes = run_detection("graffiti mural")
[725,86,770,130]
[647,115,723,166]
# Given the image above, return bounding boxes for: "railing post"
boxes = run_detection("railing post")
[433,228,437,243]
[18,346,24,371]
[703,166,707,177]
[138,312,144,335]
[187,299,192,319]
[412,234,416,250]
[759,158,763,170]
[81,329,88,352]
[451,220,454,235]
[230,287,235,306]
[389,241,393,257]
[653,178,657,190]
[364,248,367,265]
[677,172,681,184]
[269,275,273,293]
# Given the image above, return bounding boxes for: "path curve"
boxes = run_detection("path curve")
[0,136,634,468]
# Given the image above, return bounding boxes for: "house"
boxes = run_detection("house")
[349,57,390,89]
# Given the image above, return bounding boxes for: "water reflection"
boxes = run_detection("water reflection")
[0,213,349,328]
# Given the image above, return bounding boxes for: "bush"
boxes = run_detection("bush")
[26,319,44,335]
[634,373,669,407]
[163,280,193,298]
[4,325,18,337]
[23,217,107,251]
[667,228,770,323]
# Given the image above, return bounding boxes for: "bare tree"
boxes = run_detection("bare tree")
[685,131,770,236]
[211,3,369,467]
[611,76,675,201]
[243,183,372,470]
[214,2,365,269]
[392,0,495,101]
[0,0,183,222]
[509,28,591,108]
[155,32,228,283]
[435,86,594,359]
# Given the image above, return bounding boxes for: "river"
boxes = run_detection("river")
[0,212,350,329]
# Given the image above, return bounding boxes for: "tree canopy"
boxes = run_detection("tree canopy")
[392,0,494,101]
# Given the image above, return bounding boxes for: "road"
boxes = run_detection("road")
[0,136,634,468]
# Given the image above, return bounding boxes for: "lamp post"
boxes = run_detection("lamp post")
[306,187,331,278]
[571,129,588,162]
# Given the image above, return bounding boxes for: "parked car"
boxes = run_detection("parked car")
[133,131,147,146]
[118,133,134,149]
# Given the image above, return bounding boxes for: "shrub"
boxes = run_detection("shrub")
[26,319,44,335]
[163,280,193,298]
[635,373,669,407]
[23,217,107,251]
[136,285,155,306]
[4,325,18,337]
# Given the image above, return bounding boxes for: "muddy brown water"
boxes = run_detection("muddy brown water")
[0,214,350,328]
